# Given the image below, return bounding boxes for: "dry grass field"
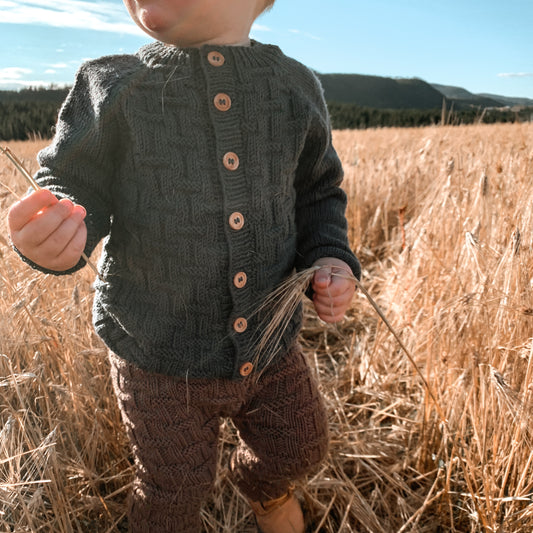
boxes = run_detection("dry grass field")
[1,122,533,532]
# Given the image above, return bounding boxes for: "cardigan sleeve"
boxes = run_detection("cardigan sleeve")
[17,61,119,276]
[293,75,361,280]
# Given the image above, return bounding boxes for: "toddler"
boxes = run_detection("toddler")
[7,0,360,531]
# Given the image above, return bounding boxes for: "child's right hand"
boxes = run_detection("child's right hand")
[7,189,87,272]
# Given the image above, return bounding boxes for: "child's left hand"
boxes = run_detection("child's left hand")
[311,257,356,323]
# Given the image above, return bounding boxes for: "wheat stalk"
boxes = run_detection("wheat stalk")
[0,146,103,281]
[249,266,320,372]
[251,265,447,423]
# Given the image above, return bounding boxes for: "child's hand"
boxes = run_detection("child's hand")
[7,189,87,272]
[311,257,355,323]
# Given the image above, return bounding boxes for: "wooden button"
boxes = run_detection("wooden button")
[239,362,254,376]
[214,93,231,111]
[223,152,239,171]
[207,51,225,66]
[234,317,248,333]
[229,212,244,230]
[233,271,247,288]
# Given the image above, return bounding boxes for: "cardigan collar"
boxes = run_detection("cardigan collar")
[137,39,283,69]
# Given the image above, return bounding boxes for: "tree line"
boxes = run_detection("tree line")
[0,101,60,141]
[0,97,532,141]
[328,102,533,129]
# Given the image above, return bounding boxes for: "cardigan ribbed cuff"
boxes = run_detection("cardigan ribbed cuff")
[13,244,86,276]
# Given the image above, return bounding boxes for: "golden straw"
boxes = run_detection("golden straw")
[1,146,103,281]
[251,265,447,424]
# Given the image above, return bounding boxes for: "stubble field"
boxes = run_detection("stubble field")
[1,122,533,532]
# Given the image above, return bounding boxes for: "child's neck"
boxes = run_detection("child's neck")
[200,36,251,47]
[172,32,252,48]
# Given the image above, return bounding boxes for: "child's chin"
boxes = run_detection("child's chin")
[138,6,169,33]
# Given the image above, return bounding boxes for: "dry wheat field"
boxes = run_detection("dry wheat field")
[1,122,533,532]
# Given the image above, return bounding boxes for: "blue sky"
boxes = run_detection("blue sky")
[1,0,532,98]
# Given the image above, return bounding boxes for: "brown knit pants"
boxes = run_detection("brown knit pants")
[109,344,329,533]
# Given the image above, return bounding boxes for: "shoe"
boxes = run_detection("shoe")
[249,488,305,533]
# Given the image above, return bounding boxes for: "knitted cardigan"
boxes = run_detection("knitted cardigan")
[27,40,360,380]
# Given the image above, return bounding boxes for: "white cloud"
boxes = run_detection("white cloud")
[0,66,69,88]
[0,79,68,88]
[0,67,32,81]
[251,23,272,32]
[498,72,533,78]
[289,29,322,41]
[0,67,43,87]
[0,0,145,36]
[48,62,68,69]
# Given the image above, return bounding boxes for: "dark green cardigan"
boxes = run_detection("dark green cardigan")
[25,40,360,379]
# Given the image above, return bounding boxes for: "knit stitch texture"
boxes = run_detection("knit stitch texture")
[109,344,329,533]
[25,40,360,379]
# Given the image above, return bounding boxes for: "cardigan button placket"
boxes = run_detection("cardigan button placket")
[205,48,252,378]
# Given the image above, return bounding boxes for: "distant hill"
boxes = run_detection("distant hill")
[316,74,532,111]
[478,93,533,107]
[431,83,533,108]
[317,74,444,110]
[431,83,503,107]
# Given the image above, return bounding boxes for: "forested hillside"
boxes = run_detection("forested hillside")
[317,74,444,109]
[0,88,68,141]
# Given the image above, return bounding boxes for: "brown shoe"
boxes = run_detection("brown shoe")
[249,489,305,533]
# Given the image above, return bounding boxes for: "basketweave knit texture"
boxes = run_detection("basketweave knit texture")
[108,344,328,533]
[26,40,360,379]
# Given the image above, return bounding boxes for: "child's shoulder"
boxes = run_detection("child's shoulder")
[77,53,144,85]
[67,53,148,108]
[275,49,325,102]
[274,51,327,113]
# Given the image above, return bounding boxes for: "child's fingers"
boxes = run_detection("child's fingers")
[313,272,354,298]
[311,259,355,322]
[313,288,353,309]
[313,276,355,323]
[24,214,87,272]
[7,189,58,232]
[35,209,85,253]
[313,266,332,289]
[313,293,352,321]
[41,221,87,271]
[13,198,78,249]
[313,300,347,323]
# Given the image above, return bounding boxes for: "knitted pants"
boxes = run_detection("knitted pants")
[109,344,329,533]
